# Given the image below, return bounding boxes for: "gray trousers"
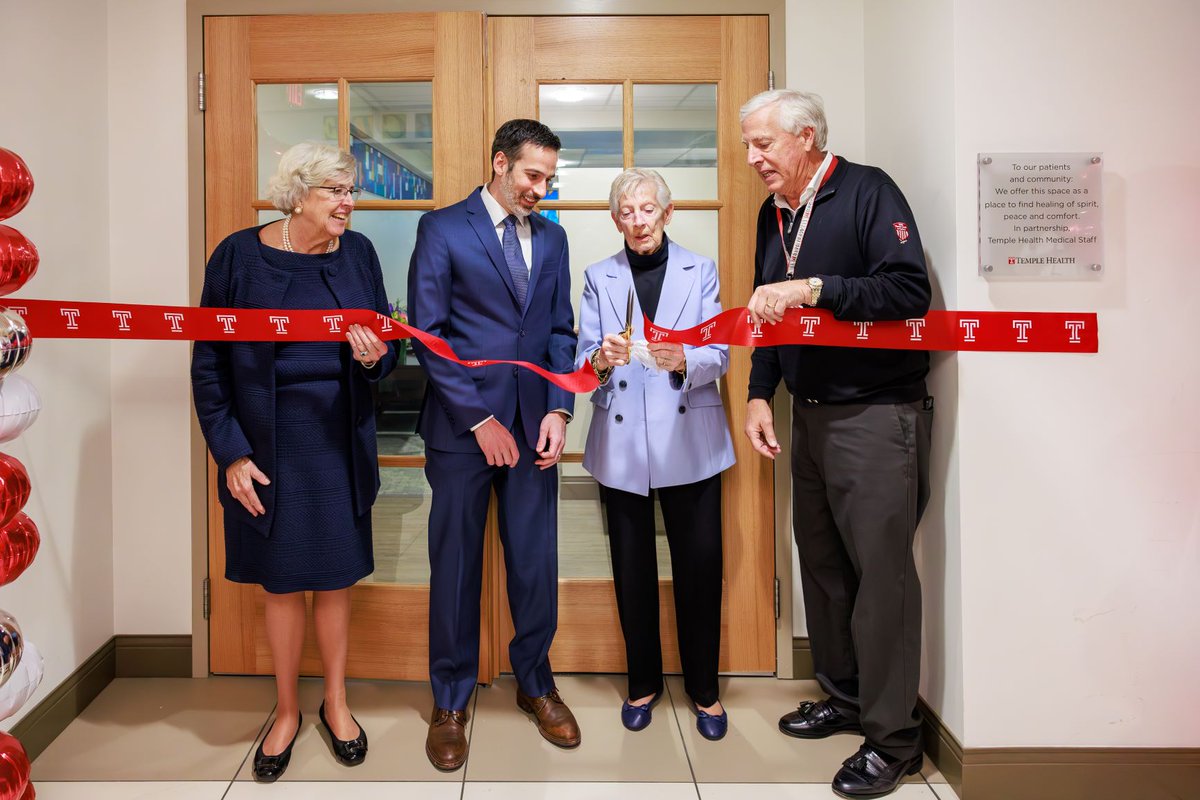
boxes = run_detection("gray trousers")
[790,396,933,761]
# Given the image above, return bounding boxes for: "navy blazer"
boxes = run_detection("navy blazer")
[191,227,398,537]
[408,188,577,453]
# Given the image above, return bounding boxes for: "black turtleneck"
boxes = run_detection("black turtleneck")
[625,234,670,323]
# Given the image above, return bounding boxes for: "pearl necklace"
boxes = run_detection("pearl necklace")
[282,215,336,254]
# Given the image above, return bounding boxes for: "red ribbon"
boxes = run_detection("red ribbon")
[647,308,1098,353]
[6,298,1097,395]
[7,298,602,393]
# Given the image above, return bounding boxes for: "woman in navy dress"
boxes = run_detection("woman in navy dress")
[192,143,397,781]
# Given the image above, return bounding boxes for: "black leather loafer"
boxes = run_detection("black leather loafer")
[253,712,301,783]
[779,699,863,739]
[832,744,923,799]
[319,701,368,767]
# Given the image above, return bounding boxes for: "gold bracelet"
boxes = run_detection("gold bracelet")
[590,349,612,384]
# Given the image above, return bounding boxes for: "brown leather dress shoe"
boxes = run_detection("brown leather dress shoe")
[425,707,468,771]
[516,688,581,748]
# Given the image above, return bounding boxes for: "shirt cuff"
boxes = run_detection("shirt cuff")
[470,414,496,432]
[550,408,573,424]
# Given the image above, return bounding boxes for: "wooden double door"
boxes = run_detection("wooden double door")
[204,11,773,682]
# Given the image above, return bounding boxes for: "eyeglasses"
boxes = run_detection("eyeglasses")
[317,185,362,200]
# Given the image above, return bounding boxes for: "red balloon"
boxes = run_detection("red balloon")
[0,731,29,800]
[0,455,30,529]
[0,513,37,588]
[0,151,33,223]
[17,783,31,800]
[0,227,37,298]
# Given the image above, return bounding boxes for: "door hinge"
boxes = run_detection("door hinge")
[202,577,211,619]
[197,71,206,112]
[768,69,775,91]
[774,576,781,620]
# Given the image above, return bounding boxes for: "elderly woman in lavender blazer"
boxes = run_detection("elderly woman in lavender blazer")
[576,168,736,741]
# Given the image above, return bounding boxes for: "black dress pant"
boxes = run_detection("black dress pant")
[604,473,723,707]
[791,397,933,761]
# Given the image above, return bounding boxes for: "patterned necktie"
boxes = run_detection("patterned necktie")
[502,215,529,306]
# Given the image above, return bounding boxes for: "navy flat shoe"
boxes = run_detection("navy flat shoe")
[694,702,728,741]
[620,692,662,731]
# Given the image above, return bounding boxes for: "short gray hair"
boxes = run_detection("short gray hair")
[608,168,672,215]
[739,89,828,151]
[267,142,357,213]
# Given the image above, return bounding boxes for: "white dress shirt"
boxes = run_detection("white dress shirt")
[479,184,533,274]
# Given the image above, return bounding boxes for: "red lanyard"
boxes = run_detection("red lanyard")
[776,155,838,279]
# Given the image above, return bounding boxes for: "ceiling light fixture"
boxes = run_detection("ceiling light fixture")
[309,87,339,101]
[549,87,588,103]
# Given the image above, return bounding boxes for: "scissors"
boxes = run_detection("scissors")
[621,287,634,341]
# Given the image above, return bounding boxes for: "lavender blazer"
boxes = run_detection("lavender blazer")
[575,241,736,496]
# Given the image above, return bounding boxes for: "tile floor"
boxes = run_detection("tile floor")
[30,675,959,800]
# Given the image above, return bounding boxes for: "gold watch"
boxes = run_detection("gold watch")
[806,277,824,306]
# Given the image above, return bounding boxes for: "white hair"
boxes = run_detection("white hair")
[608,168,673,215]
[739,89,828,150]
[267,142,357,213]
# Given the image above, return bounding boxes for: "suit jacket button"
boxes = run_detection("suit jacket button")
[512,368,519,376]
[614,414,623,423]
[678,405,686,414]
[519,329,526,337]
[618,380,627,390]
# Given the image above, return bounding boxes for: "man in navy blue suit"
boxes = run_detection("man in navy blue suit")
[408,119,579,771]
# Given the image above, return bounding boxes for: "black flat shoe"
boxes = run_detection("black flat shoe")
[319,701,368,767]
[253,712,301,783]
[832,744,923,799]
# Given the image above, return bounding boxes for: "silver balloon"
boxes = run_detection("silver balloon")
[0,638,41,722]
[0,609,22,688]
[0,308,31,379]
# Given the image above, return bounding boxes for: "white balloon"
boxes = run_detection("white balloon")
[0,373,39,443]
[0,638,41,722]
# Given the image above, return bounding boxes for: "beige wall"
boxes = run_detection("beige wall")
[108,0,193,636]
[0,0,117,727]
[951,0,1200,748]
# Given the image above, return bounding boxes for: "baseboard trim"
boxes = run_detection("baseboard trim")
[115,634,193,678]
[918,695,964,794]
[794,638,1200,800]
[9,638,116,763]
[9,634,193,763]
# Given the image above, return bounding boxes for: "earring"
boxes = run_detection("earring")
[293,205,302,215]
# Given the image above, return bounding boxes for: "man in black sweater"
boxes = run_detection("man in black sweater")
[740,89,933,799]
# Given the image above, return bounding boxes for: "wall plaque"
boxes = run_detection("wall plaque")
[978,152,1103,278]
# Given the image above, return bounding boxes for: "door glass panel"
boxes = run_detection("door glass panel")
[350,210,427,453]
[367,467,432,585]
[558,474,671,579]
[256,83,339,199]
[539,84,623,201]
[349,82,434,199]
[661,210,719,274]
[633,84,718,200]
